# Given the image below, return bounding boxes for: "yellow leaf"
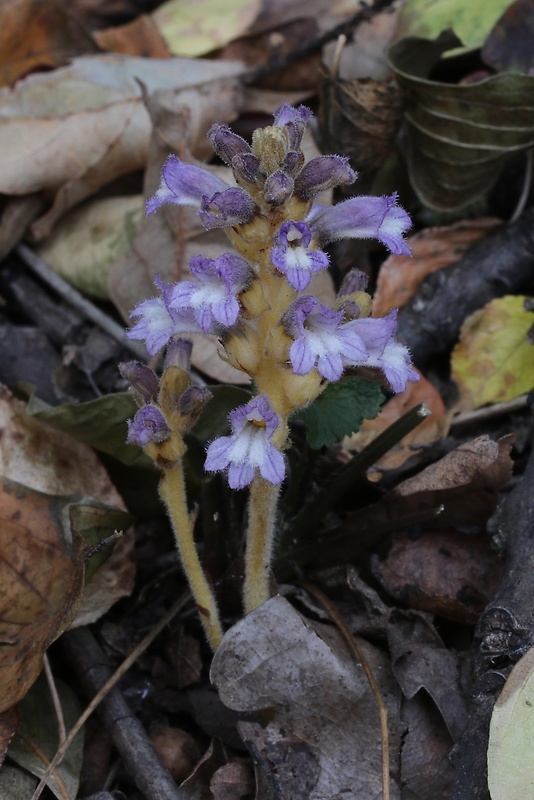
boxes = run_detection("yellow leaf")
[488,646,534,800]
[153,0,261,58]
[451,295,534,410]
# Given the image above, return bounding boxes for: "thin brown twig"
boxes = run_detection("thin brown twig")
[30,592,191,800]
[43,653,66,744]
[451,394,530,427]
[300,580,391,800]
[243,0,398,85]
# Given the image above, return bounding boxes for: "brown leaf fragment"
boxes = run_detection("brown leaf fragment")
[373,217,502,317]
[0,0,99,88]
[0,478,86,713]
[211,596,403,800]
[94,15,172,58]
[149,724,201,783]
[0,706,20,766]
[374,530,504,624]
[400,693,455,800]
[386,434,515,526]
[210,761,254,800]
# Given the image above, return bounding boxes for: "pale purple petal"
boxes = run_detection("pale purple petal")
[271,221,329,290]
[146,156,228,215]
[289,337,317,375]
[273,104,313,127]
[128,279,202,355]
[308,193,412,255]
[204,396,285,488]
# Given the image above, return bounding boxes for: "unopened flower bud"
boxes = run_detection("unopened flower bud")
[179,385,213,424]
[232,152,261,183]
[209,124,252,166]
[295,156,356,200]
[119,361,159,401]
[264,170,294,205]
[339,269,369,295]
[127,405,170,447]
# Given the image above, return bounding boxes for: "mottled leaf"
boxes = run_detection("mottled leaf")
[451,295,534,410]
[388,31,534,210]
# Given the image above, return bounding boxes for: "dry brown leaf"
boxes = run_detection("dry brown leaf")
[0,385,135,625]
[94,15,172,58]
[374,530,504,624]
[211,596,402,799]
[0,0,99,88]
[0,55,245,239]
[210,761,254,800]
[0,478,86,713]
[0,706,20,766]
[373,218,502,316]
[343,371,450,473]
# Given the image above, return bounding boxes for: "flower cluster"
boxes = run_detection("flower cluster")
[124,104,417,490]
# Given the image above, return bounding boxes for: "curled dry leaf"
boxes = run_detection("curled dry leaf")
[373,218,502,317]
[343,371,450,473]
[451,295,534,411]
[0,385,135,626]
[211,596,402,800]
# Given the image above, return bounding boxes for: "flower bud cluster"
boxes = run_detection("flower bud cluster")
[124,105,418,489]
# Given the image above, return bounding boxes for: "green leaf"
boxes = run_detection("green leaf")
[297,377,384,449]
[25,390,154,469]
[8,672,84,800]
[396,0,514,51]
[387,31,534,211]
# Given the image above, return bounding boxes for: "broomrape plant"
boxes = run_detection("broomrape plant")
[120,104,418,650]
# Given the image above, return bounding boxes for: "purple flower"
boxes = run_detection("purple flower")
[146,156,229,215]
[127,277,201,356]
[168,253,251,333]
[273,104,312,150]
[308,192,412,256]
[264,170,294,205]
[349,310,420,393]
[271,221,329,291]
[284,297,368,382]
[127,405,169,447]
[204,396,285,489]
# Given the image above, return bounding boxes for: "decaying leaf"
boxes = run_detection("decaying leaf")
[0,478,86,713]
[0,706,20,766]
[343,372,450,473]
[0,54,245,238]
[152,0,262,58]
[0,0,99,88]
[373,218,502,316]
[451,295,534,410]
[396,0,515,51]
[8,672,84,800]
[95,14,172,59]
[0,385,136,625]
[400,693,455,800]
[36,194,144,300]
[211,596,402,799]
[482,0,534,74]
[488,645,534,800]
[387,31,534,210]
[374,529,504,623]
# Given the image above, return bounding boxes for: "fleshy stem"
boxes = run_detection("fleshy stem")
[243,477,282,613]
[160,464,223,650]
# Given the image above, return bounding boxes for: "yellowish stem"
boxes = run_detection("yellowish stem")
[160,465,223,650]
[243,476,281,613]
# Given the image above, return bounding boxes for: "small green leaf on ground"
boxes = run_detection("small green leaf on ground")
[488,645,534,800]
[396,0,514,51]
[297,376,384,449]
[8,672,84,800]
[451,295,534,410]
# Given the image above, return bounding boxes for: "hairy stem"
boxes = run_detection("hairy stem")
[160,465,223,650]
[244,476,281,613]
